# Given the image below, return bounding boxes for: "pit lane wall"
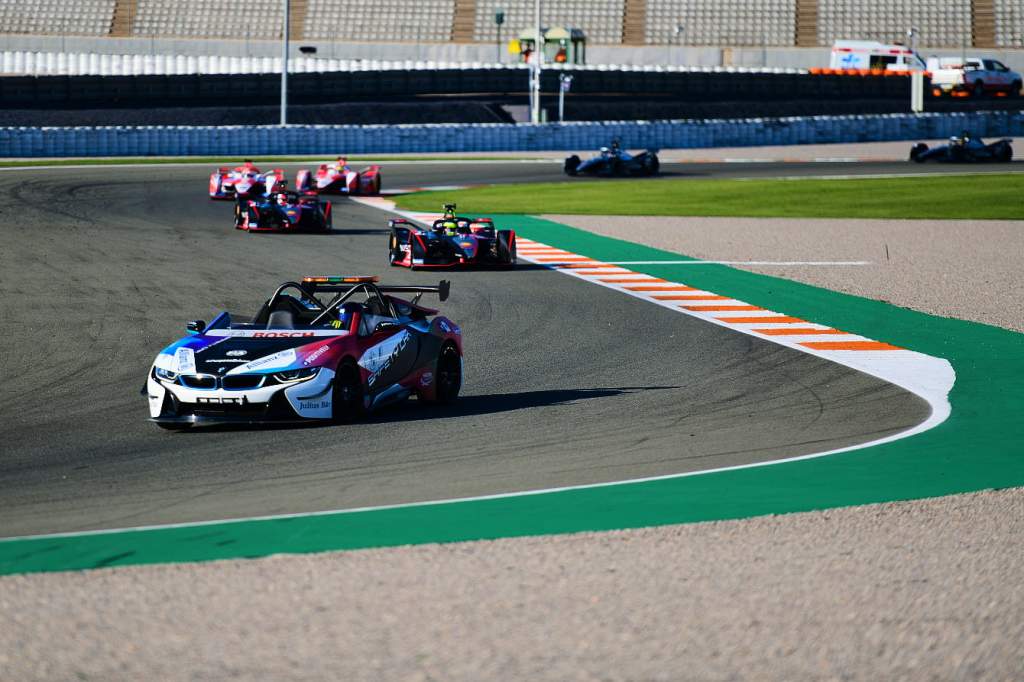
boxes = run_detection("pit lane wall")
[2,111,1022,157]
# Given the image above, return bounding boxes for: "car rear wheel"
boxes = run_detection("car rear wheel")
[564,155,581,176]
[497,231,516,265]
[434,344,461,405]
[644,154,660,176]
[973,81,985,98]
[332,360,365,423]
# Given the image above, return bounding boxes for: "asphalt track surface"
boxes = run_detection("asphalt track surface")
[0,162,934,538]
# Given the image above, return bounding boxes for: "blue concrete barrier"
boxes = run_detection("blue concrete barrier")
[1,110,1021,157]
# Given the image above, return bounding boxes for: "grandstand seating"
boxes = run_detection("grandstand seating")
[995,0,1024,48]
[645,0,796,46]
[473,0,624,45]
[817,0,972,48]
[0,0,1017,49]
[0,0,114,36]
[132,0,282,40]
[304,0,454,42]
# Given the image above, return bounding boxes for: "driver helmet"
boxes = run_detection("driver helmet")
[328,302,361,329]
[441,220,458,235]
[276,192,289,205]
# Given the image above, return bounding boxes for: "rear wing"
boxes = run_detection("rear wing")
[301,276,450,302]
[381,282,450,303]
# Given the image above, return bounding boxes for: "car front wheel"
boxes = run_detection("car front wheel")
[332,360,365,423]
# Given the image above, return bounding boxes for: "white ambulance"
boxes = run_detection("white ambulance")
[829,40,926,72]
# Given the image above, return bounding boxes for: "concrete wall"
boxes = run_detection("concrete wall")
[4,34,1024,70]
[1,111,1020,157]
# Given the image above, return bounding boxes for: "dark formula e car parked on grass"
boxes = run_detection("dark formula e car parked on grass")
[388,204,517,269]
[564,141,660,176]
[910,133,1013,162]
[235,191,333,233]
[145,276,461,429]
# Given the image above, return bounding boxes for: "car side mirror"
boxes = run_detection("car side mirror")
[186,319,206,334]
[374,321,398,333]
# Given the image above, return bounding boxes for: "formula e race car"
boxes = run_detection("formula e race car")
[144,275,461,429]
[387,204,516,269]
[235,191,333,233]
[564,141,660,176]
[209,160,286,200]
[295,157,382,195]
[910,134,1013,162]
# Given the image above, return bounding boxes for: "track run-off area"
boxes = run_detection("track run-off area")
[1,159,1022,574]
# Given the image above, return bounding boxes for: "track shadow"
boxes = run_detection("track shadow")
[174,386,679,433]
[368,385,681,424]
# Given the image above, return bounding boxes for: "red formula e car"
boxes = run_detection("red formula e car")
[209,160,286,200]
[235,191,333,233]
[295,157,382,195]
[388,204,517,269]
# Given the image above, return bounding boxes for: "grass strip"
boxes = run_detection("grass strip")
[397,173,1024,220]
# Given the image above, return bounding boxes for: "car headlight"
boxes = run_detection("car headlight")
[154,367,178,381]
[273,367,320,383]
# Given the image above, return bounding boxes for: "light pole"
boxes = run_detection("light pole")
[280,0,289,127]
[907,27,923,112]
[495,8,505,64]
[906,26,919,56]
[558,73,573,122]
[531,0,543,123]
[671,23,683,66]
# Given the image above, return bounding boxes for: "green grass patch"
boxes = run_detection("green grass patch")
[0,155,549,168]
[397,173,1024,220]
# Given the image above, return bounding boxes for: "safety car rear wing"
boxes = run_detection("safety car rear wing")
[301,276,450,302]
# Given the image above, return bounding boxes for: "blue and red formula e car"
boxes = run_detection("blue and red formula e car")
[144,276,461,429]
[295,157,382,195]
[235,191,333,233]
[209,160,286,200]
[388,204,517,269]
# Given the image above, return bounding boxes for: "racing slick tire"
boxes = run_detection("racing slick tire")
[643,153,660,176]
[910,143,929,162]
[1010,81,1022,98]
[997,142,1013,162]
[497,230,517,266]
[564,155,581,176]
[332,358,366,423]
[973,81,985,98]
[388,233,403,266]
[322,202,333,232]
[433,343,462,405]
[234,200,246,228]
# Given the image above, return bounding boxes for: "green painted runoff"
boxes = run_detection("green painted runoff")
[1,215,1022,575]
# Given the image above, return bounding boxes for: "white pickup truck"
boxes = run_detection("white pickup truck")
[927,57,1022,97]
